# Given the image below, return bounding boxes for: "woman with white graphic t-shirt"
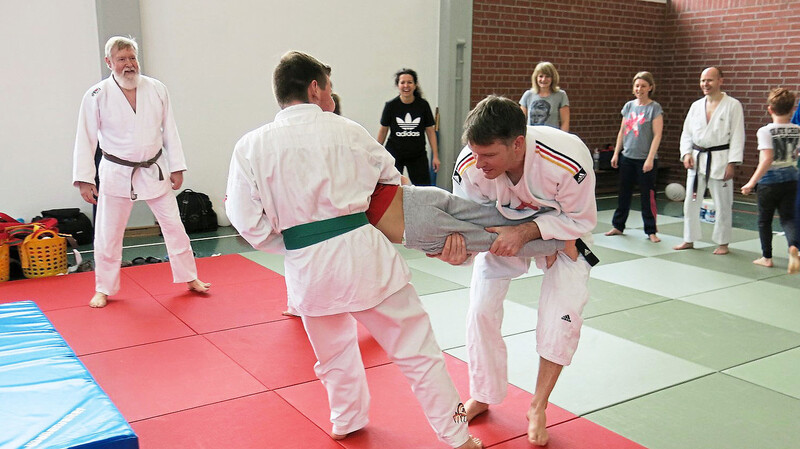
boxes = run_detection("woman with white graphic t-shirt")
[605,71,664,243]
[378,68,438,185]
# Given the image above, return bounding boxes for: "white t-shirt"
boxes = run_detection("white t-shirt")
[756,122,800,170]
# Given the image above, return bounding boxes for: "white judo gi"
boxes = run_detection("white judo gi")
[225,104,469,447]
[452,126,597,405]
[679,93,745,245]
[73,75,197,295]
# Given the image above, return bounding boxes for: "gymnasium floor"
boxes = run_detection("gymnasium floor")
[1,194,798,449]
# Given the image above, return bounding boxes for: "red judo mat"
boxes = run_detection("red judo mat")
[0,254,647,448]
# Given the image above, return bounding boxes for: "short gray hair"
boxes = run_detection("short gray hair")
[105,36,138,59]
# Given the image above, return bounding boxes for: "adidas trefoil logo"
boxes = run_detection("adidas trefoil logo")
[395,113,421,137]
[561,314,571,323]
[397,113,421,130]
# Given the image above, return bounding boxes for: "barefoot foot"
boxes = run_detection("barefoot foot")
[187,279,211,293]
[330,431,348,441]
[464,398,490,422]
[788,246,800,274]
[604,228,623,236]
[455,435,484,449]
[526,406,549,446]
[330,426,364,441]
[648,234,661,243]
[752,257,773,267]
[673,241,694,250]
[282,309,299,317]
[89,292,108,308]
[713,244,729,255]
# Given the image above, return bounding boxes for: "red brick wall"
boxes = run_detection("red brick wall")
[659,0,800,186]
[471,0,800,188]
[471,0,666,154]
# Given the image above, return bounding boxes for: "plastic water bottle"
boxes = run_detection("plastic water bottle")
[593,148,600,170]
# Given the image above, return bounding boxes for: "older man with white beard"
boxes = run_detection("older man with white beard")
[73,36,209,308]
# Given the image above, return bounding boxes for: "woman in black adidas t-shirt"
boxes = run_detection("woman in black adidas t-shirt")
[377,68,438,185]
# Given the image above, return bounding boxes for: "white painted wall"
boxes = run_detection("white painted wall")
[0,0,440,227]
[140,0,441,226]
[0,0,101,221]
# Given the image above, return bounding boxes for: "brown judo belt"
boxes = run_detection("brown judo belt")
[101,148,164,200]
[690,143,729,201]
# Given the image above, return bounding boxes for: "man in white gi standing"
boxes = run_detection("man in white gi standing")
[673,67,745,255]
[225,51,481,449]
[438,95,597,446]
[73,36,210,308]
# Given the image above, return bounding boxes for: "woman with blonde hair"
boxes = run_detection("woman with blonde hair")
[605,71,663,243]
[519,62,569,131]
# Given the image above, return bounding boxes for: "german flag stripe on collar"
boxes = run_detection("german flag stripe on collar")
[455,153,476,177]
[535,141,582,175]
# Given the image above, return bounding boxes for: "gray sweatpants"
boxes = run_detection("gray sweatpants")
[402,186,563,257]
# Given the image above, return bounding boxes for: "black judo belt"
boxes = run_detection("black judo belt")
[690,143,729,201]
[576,238,599,267]
[102,148,164,200]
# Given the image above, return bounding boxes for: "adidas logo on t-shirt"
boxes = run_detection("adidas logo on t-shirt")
[561,314,571,323]
[395,113,421,137]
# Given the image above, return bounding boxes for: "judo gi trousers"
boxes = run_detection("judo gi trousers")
[682,171,733,245]
[467,252,590,404]
[402,186,563,257]
[94,192,197,295]
[301,283,469,448]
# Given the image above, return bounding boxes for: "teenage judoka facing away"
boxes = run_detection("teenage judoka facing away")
[225,51,482,449]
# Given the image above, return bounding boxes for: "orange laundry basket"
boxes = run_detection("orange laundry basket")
[0,232,9,282]
[19,229,68,279]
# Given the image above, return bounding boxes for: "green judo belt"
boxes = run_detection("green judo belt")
[282,212,369,250]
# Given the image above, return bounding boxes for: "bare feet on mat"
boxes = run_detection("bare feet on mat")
[526,406,549,446]
[673,241,694,250]
[330,427,365,441]
[713,244,729,255]
[456,435,484,449]
[187,279,211,293]
[330,431,348,440]
[604,228,623,236]
[89,292,108,308]
[648,234,661,243]
[752,257,773,267]
[788,246,800,274]
[465,398,489,422]
[282,309,299,317]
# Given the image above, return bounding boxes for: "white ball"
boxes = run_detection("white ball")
[665,183,686,202]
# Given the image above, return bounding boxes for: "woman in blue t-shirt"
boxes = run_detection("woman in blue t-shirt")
[605,71,664,243]
[377,68,438,185]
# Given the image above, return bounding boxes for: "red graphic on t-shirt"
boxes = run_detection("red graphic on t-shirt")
[624,111,646,137]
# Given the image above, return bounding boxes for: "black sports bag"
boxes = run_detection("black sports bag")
[176,189,218,234]
[40,208,94,245]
